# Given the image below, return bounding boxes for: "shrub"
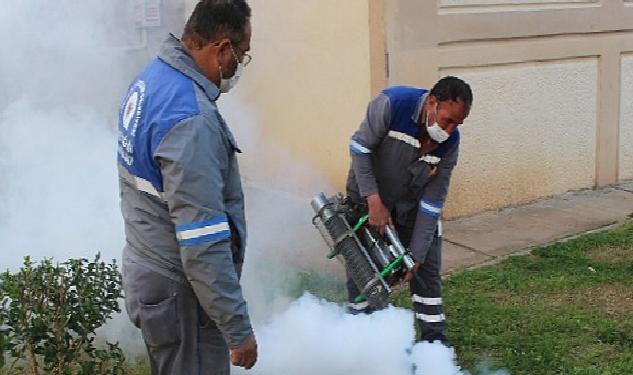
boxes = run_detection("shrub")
[0,254,124,375]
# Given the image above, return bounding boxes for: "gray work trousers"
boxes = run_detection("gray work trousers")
[409,233,446,342]
[123,259,230,375]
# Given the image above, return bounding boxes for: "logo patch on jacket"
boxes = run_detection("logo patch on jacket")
[122,92,138,130]
[118,80,146,166]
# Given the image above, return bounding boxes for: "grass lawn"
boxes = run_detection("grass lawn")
[392,220,633,374]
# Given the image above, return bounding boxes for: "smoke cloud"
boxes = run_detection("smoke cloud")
[233,294,510,375]
[0,1,133,271]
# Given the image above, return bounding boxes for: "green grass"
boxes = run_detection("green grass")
[125,356,151,375]
[286,269,348,302]
[392,220,633,375]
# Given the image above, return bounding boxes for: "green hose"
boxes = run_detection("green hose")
[353,255,405,304]
[353,215,369,232]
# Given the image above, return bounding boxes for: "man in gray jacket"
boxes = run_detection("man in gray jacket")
[117,1,257,373]
[346,77,472,344]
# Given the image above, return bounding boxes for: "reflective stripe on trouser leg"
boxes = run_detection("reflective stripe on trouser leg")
[410,234,446,341]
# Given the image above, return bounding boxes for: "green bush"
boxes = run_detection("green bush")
[0,254,124,375]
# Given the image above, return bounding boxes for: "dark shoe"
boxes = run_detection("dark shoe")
[417,334,450,347]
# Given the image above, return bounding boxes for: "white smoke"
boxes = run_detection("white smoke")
[232,294,509,375]
[0,99,123,268]
[217,95,345,321]
[0,0,134,270]
[235,294,416,375]
[0,2,508,374]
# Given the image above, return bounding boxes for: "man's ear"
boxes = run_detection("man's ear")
[425,95,437,113]
[184,33,208,50]
[216,38,233,56]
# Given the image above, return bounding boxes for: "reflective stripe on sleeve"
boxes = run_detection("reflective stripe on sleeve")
[350,139,372,155]
[419,199,442,218]
[176,215,231,246]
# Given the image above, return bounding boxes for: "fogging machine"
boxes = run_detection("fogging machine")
[310,192,416,310]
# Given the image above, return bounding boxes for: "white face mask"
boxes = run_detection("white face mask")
[219,43,245,93]
[426,105,450,143]
[219,62,243,93]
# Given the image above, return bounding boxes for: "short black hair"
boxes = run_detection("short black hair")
[182,0,251,46]
[430,76,473,111]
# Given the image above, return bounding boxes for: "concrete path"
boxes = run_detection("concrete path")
[441,181,633,274]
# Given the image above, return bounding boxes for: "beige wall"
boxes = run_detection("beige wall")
[185,0,375,195]
[621,54,633,181]
[385,0,633,218]
[443,59,597,216]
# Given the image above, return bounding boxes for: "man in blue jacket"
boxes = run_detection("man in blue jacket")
[346,76,473,344]
[117,1,257,373]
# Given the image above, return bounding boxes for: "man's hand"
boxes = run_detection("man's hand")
[403,262,423,283]
[230,334,258,370]
[367,193,392,234]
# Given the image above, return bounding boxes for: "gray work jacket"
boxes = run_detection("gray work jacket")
[117,34,252,347]
[346,87,460,262]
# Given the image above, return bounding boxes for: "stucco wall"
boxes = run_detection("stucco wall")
[385,0,633,218]
[439,0,596,6]
[621,54,633,181]
[442,59,597,217]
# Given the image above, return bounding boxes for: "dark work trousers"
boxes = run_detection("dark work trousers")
[123,259,230,375]
[409,229,446,342]
[345,213,446,342]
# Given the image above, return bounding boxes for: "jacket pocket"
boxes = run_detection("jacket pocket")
[139,294,180,347]
[408,160,433,197]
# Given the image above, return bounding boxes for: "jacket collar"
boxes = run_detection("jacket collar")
[158,34,221,102]
[412,92,429,123]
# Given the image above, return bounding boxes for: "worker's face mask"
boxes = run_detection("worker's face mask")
[219,43,245,93]
[426,104,450,143]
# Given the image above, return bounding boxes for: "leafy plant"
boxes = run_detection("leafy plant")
[0,254,124,375]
